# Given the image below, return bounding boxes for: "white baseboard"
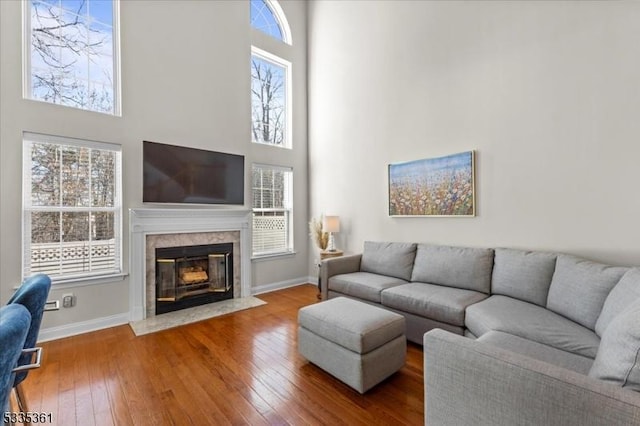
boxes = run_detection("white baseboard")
[39,276,316,342]
[252,276,315,295]
[38,312,129,343]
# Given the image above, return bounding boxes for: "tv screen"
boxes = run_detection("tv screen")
[143,141,244,205]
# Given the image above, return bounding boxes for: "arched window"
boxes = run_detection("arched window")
[250,0,292,150]
[250,0,292,45]
[250,0,294,258]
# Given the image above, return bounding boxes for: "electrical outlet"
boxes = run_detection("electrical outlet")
[62,293,75,308]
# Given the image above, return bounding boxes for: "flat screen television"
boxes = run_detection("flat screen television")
[143,141,244,205]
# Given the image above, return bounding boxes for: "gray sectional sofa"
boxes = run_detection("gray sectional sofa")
[320,241,640,425]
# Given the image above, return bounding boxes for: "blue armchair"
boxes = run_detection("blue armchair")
[0,304,31,412]
[7,273,51,412]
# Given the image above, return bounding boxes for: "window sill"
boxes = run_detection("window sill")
[251,141,292,150]
[49,272,128,289]
[251,251,297,262]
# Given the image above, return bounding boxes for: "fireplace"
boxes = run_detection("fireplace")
[155,243,234,314]
[129,208,252,321]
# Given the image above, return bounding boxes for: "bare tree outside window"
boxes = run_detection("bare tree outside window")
[28,0,116,114]
[250,1,293,254]
[24,136,122,279]
[251,55,287,146]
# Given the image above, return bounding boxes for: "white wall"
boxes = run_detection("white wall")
[308,1,640,266]
[0,0,308,333]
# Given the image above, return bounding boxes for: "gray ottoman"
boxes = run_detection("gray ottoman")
[298,297,406,393]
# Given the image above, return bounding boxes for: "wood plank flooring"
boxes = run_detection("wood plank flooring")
[19,284,424,425]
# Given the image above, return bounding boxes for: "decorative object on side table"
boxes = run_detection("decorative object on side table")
[322,215,340,251]
[309,214,343,299]
[308,215,329,251]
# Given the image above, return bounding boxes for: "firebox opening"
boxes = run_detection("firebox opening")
[155,243,233,314]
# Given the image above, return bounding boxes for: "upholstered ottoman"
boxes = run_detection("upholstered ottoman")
[298,297,406,393]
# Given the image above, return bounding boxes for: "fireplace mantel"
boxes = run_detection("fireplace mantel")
[129,208,252,321]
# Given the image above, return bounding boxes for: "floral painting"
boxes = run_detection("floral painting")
[388,151,475,217]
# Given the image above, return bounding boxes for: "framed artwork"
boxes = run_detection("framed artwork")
[388,151,475,217]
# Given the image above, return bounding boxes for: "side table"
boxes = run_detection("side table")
[318,250,343,299]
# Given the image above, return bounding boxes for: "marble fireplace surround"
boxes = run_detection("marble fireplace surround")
[129,208,252,321]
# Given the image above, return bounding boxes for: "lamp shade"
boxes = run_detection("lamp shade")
[322,216,340,233]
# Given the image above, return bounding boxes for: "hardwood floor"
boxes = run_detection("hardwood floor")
[20,284,424,425]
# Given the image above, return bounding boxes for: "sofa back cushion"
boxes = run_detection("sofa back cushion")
[360,241,417,281]
[491,248,557,307]
[410,244,494,293]
[546,255,627,330]
[589,300,640,391]
[595,268,640,337]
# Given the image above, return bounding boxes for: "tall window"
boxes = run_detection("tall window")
[251,48,291,148]
[250,0,291,149]
[252,164,293,256]
[250,0,294,257]
[23,133,122,282]
[24,0,120,115]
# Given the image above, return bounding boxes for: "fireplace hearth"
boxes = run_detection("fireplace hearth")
[155,243,233,314]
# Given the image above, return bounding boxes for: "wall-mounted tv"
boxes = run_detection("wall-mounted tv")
[143,141,244,205]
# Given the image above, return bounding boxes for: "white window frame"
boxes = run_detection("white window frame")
[251,46,292,149]
[251,164,293,258]
[266,0,292,45]
[22,0,122,116]
[250,0,293,45]
[22,132,124,286]
[250,0,295,260]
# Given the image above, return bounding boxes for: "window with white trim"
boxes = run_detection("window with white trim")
[250,0,294,257]
[24,0,120,115]
[23,132,122,282]
[252,164,293,256]
[250,0,292,45]
[251,47,291,148]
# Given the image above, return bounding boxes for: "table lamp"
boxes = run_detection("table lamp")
[322,215,340,252]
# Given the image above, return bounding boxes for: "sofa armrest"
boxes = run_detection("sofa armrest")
[423,329,640,426]
[320,254,362,300]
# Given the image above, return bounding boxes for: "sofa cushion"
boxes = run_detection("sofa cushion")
[410,244,494,293]
[491,248,557,307]
[465,295,601,358]
[595,268,640,337]
[328,272,407,303]
[381,282,487,327]
[546,255,627,330]
[589,300,640,391]
[478,331,594,374]
[360,241,417,281]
